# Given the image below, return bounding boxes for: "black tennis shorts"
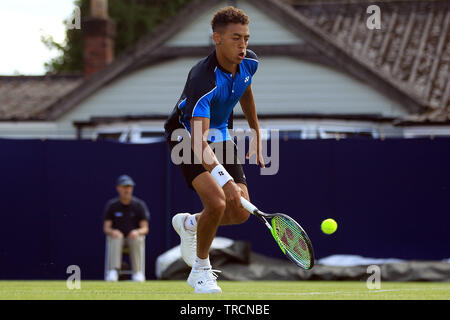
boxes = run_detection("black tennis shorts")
[167,137,247,190]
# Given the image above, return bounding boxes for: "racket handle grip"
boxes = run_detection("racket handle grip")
[241,197,258,214]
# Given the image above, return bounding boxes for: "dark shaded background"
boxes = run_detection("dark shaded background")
[0,137,449,279]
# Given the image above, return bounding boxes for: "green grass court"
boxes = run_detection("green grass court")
[1,281,449,300]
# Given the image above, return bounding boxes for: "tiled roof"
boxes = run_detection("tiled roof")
[0,75,83,120]
[1,0,447,125]
[289,0,450,123]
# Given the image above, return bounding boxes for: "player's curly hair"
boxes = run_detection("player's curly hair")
[211,6,250,32]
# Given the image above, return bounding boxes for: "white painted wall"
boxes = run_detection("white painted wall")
[60,55,408,126]
[59,58,196,123]
[166,0,303,46]
[0,122,73,139]
[243,56,408,117]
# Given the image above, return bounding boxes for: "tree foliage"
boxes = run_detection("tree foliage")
[42,0,191,74]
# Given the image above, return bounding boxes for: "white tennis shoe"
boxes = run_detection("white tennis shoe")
[187,267,222,294]
[131,272,145,282]
[105,269,118,282]
[172,213,197,267]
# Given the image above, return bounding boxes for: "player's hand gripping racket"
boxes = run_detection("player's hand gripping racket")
[241,197,314,270]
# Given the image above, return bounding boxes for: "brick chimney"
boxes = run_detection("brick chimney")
[82,0,115,77]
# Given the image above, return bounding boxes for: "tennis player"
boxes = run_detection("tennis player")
[164,6,264,294]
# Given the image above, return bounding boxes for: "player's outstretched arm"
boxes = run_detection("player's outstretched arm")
[240,85,265,168]
[190,117,243,208]
[190,117,218,172]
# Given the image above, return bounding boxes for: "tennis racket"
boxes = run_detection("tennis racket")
[241,197,314,270]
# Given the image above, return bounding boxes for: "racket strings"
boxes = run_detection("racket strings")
[272,216,312,268]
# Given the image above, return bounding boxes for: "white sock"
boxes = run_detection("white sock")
[184,214,197,231]
[193,256,211,270]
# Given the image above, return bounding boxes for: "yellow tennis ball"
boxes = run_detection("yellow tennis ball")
[321,218,337,234]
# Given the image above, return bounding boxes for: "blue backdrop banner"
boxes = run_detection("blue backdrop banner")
[0,137,449,279]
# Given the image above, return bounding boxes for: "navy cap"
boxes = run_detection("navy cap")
[116,175,135,186]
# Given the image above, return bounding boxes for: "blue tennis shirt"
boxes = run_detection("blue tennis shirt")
[164,49,258,142]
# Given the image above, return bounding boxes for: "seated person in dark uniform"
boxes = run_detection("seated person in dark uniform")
[103,175,150,282]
